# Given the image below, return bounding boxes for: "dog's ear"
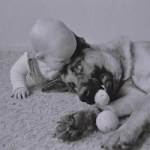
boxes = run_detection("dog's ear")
[71,34,90,59]
[41,76,69,92]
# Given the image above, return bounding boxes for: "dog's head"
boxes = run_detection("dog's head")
[42,36,123,105]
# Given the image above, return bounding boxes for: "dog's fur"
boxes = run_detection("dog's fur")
[42,36,150,149]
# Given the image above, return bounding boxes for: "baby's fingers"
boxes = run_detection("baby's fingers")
[14,92,17,99]
[14,92,21,99]
[22,90,30,99]
[13,88,30,99]
[21,92,26,99]
[26,90,30,97]
[14,92,25,99]
[18,93,22,99]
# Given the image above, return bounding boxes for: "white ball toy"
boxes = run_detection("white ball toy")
[94,89,110,106]
[96,111,119,133]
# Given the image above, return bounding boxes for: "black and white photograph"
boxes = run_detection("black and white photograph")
[1,0,150,150]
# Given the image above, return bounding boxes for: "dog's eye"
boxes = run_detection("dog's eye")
[68,83,75,89]
[68,83,76,92]
[75,63,82,72]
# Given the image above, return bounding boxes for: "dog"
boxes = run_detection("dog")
[42,35,150,149]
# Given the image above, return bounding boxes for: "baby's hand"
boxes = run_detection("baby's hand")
[13,87,30,99]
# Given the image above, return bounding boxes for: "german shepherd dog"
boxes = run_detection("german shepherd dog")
[42,35,150,150]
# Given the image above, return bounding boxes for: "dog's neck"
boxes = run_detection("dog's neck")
[111,36,133,81]
[94,36,133,81]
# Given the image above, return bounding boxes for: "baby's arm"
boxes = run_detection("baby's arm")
[10,52,30,99]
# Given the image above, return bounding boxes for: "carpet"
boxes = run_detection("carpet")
[0,50,150,150]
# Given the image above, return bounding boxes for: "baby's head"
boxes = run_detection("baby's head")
[30,18,77,70]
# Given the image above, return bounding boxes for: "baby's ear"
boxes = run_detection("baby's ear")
[41,76,69,92]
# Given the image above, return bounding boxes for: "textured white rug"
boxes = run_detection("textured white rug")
[0,50,150,150]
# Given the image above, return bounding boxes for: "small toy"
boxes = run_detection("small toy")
[94,89,110,107]
[96,110,119,133]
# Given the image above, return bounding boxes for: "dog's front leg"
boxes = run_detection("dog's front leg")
[102,82,146,117]
[54,107,100,141]
[101,92,150,150]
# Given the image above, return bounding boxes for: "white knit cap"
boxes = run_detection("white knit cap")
[30,18,76,60]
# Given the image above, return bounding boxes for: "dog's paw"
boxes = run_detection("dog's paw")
[54,110,97,141]
[100,129,135,150]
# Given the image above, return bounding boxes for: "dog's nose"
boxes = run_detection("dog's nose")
[78,87,89,102]
[77,78,103,104]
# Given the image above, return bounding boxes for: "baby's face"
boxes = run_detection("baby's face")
[32,39,67,70]
[44,53,67,70]
[37,51,70,70]
[32,34,72,70]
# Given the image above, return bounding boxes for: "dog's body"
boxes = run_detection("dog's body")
[43,36,150,149]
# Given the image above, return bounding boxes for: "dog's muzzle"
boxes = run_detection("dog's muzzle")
[78,78,103,104]
[77,73,113,105]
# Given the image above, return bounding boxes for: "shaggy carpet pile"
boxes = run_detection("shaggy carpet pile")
[0,50,150,150]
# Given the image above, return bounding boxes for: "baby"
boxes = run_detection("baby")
[10,18,77,99]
